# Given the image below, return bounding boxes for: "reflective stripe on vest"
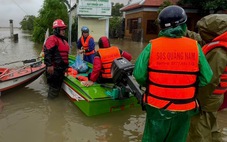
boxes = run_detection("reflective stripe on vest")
[81,35,95,56]
[145,37,199,111]
[84,50,95,56]
[202,37,227,95]
[98,46,121,78]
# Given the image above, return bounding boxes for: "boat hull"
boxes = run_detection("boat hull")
[0,62,45,93]
[62,81,139,116]
[62,65,139,116]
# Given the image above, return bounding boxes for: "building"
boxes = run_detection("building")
[120,0,202,42]
[71,0,112,42]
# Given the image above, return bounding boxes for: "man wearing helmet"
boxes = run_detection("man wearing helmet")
[77,26,96,64]
[81,36,132,87]
[44,19,69,99]
[133,5,213,142]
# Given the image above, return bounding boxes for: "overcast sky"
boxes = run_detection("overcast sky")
[0,0,140,27]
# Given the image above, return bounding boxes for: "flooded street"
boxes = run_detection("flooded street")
[0,28,226,142]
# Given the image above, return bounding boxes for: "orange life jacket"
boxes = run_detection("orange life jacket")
[45,35,69,65]
[145,37,199,111]
[81,35,95,55]
[66,67,78,78]
[202,33,227,95]
[98,46,121,78]
[57,37,69,64]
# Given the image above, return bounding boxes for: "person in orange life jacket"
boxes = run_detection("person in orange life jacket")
[77,26,96,64]
[44,19,69,99]
[82,36,132,87]
[187,14,227,142]
[133,5,213,142]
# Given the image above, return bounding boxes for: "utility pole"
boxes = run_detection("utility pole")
[127,0,132,5]
[9,19,14,38]
[68,0,72,53]
[64,0,72,53]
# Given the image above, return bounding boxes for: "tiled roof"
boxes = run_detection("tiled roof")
[121,0,179,11]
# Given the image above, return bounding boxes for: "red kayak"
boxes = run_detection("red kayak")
[0,59,45,94]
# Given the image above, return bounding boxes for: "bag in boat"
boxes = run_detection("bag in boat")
[71,54,88,73]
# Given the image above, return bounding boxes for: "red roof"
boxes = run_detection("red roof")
[121,0,179,11]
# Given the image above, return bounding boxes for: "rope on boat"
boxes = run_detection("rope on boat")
[0,57,40,66]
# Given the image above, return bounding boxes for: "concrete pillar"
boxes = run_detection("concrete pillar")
[9,19,14,38]
[13,34,18,43]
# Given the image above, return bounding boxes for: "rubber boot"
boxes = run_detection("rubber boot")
[47,86,60,99]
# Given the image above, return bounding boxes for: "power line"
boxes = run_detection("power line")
[10,0,46,32]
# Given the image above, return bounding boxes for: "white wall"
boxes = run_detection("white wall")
[78,17,109,42]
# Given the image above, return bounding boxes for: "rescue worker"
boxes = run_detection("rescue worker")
[187,14,227,142]
[44,19,69,99]
[82,36,132,87]
[133,5,213,142]
[77,26,96,64]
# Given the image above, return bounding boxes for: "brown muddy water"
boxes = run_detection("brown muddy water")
[0,28,226,142]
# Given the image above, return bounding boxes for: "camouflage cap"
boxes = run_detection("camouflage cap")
[197,14,227,43]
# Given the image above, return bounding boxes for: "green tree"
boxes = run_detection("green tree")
[109,16,123,38]
[158,0,173,13]
[20,15,36,31]
[111,2,124,16]
[71,16,78,42]
[178,0,227,15]
[109,3,124,38]
[32,0,69,43]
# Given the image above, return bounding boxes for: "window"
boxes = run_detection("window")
[146,20,158,34]
[127,18,139,33]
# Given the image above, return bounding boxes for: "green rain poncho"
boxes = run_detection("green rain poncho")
[188,14,227,142]
[133,23,213,142]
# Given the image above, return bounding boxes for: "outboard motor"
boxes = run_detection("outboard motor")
[110,57,143,105]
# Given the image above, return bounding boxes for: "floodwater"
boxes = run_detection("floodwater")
[0,28,226,142]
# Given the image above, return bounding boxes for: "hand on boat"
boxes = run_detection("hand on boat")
[81,81,94,87]
[78,49,85,54]
[47,66,54,75]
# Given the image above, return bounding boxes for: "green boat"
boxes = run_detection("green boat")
[62,55,143,116]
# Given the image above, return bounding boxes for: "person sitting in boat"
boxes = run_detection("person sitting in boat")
[77,26,96,64]
[44,19,69,99]
[82,36,132,87]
